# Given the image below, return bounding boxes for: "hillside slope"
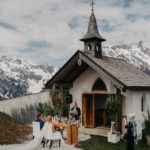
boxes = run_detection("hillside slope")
[0,112,32,144]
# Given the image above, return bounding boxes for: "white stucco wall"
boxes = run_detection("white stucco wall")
[70,67,115,114]
[123,90,150,138]
[70,67,150,138]
[0,90,52,122]
[123,90,133,116]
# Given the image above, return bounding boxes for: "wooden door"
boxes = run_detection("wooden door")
[82,94,95,128]
[121,96,125,133]
[82,94,86,127]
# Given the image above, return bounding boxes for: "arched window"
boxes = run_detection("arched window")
[141,94,146,112]
[92,78,107,91]
[95,45,99,51]
[87,44,91,51]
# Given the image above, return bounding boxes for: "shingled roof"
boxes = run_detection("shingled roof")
[84,53,150,88]
[80,12,105,42]
[45,50,150,91]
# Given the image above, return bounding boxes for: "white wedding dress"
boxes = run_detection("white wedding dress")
[0,123,65,150]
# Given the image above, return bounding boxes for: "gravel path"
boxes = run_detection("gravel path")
[36,144,79,150]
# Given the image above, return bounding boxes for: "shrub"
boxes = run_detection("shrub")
[144,120,150,135]
[50,89,69,117]
[37,89,69,117]
[37,102,55,116]
[105,99,120,122]
[143,110,150,136]
[50,90,61,116]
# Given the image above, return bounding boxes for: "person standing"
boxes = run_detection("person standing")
[70,102,81,127]
[124,113,137,150]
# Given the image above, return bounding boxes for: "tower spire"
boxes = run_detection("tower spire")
[90,0,95,13]
[80,1,106,58]
[80,1,105,42]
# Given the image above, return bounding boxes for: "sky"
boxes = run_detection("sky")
[0,0,150,67]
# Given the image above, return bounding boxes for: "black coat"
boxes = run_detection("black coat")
[71,107,81,121]
[125,122,134,150]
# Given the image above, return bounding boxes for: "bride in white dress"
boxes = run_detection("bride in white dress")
[43,115,64,148]
[0,116,64,150]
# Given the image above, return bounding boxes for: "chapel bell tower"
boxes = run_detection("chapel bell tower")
[80,1,106,58]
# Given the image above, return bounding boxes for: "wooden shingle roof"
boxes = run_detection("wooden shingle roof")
[84,53,150,88]
[45,50,150,91]
[80,12,105,42]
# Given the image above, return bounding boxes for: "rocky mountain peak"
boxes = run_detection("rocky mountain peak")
[1,41,150,100]
[0,56,55,100]
[103,41,150,75]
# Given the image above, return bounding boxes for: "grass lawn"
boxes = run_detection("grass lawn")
[79,135,150,150]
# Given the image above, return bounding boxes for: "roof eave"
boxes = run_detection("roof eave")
[45,50,130,91]
[44,50,80,89]
[79,51,126,90]
[80,37,106,42]
[126,86,150,90]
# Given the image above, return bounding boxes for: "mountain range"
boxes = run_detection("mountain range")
[0,56,55,99]
[0,41,150,99]
[103,41,150,75]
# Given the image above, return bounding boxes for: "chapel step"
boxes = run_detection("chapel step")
[79,127,110,137]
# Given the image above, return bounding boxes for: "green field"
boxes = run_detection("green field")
[79,135,150,150]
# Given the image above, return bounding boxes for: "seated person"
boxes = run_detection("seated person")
[47,115,61,135]
[35,113,44,130]
[43,115,64,146]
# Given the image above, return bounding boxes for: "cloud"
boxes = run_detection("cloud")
[0,21,16,30]
[0,0,150,67]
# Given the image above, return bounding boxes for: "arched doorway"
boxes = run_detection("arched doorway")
[92,78,108,127]
[82,78,110,128]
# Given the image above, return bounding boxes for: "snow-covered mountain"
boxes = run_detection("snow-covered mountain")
[0,56,55,99]
[103,41,150,75]
[0,40,150,100]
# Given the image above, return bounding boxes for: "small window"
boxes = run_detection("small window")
[95,45,99,51]
[141,94,146,112]
[87,44,91,51]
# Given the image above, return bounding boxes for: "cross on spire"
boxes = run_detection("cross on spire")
[90,0,95,13]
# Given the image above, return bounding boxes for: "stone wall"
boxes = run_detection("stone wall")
[0,90,52,123]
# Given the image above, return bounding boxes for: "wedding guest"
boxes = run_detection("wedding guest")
[43,115,64,148]
[47,115,56,132]
[47,115,64,136]
[70,102,81,127]
[124,113,137,150]
[35,113,44,130]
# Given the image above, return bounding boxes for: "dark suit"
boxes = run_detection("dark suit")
[35,119,44,130]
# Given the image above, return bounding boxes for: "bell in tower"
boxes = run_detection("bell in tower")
[80,1,106,58]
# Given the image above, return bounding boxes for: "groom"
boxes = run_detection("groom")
[35,113,44,130]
